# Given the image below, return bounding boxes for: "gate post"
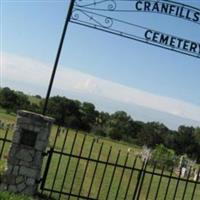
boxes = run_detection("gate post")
[0,110,54,196]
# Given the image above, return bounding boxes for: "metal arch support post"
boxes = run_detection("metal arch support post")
[42,0,76,115]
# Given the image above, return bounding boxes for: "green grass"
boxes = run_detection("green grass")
[0,112,200,200]
[0,192,35,200]
[41,129,200,200]
[0,107,16,124]
[28,95,41,105]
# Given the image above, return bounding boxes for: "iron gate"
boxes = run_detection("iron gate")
[39,127,200,200]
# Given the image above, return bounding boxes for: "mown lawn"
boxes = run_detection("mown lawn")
[41,129,200,200]
[27,95,41,105]
[0,107,16,124]
[0,111,200,200]
[0,191,35,200]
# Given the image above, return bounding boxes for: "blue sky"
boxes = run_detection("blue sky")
[1,0,200,128]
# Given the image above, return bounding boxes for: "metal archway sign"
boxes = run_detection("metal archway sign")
[43,0,200,114]
[71,0,200,59]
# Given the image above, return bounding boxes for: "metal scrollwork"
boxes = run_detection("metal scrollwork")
[75,0,117,11]
[71,9,80,20]
[70,0,200,59]
[104,16,113,27]
[72,9,114,28]
[107,0,117,11]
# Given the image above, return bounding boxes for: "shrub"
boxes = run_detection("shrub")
[150,144,178,170]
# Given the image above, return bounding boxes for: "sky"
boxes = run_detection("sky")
[1,0,200,129]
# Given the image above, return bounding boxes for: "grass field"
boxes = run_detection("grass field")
[0,108,16,124]
[40,129,200,200]
[0,192,35,200]
[0,110,200,200]
[27,95,41,105]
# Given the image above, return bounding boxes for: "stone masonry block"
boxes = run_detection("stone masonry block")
[16,176,24,184]
[17,182,26,192]
[35,140,46,151]
[12,166,19,175]
[16,149,34,162]
[8,185,18,193]
[2,110,54,196]
[0,183,8,191]
[23,185,36,195]
[26,177,35,186]
[12,131,21,144]
[19,166,37,178]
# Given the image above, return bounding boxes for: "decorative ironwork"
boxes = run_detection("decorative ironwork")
[43,0,200,116]
[38,126,200,200]
[1,121,200,200]
[72,9,114,28]
[42,0,76,115]
[70,0,200,59]
[75,0,117,11]
[74,0,200,25]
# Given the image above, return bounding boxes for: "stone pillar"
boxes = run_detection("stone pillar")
[0,110,54,195]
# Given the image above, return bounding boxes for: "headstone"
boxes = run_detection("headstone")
[141,145,151,161]
[181,167,187,178]
[1,123,4,129]
[193,169,199,181]
[0,110,54,195]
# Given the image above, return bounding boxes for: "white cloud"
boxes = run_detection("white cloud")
[2,52,200,123]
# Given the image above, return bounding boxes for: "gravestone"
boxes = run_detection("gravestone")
[0,110,54,195]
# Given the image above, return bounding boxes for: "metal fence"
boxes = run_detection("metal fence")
[1,126,200,200]
[0,125,13,160]
[39,127,200,200]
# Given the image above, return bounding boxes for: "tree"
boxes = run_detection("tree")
[107,111,134,141]
[137,122,168,147]
[129,120,145,139]
[194,127,200,162]
[96,111,110,127]
[150,144,178,169]
[194,127,200,146]
[46,96,81,128]
[0,87,30,112]
[16,92,30,110]
[0,87,18,112]
[173,126,197,159]
[80,102,97,131]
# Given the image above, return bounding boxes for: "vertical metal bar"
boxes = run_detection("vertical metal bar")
[163,166,174,200]
[124,156,138,200]
[87,142,104,199]
[68,134,87,200]
[0,127,9,159]
[135,159,148,200]
[40,147,54,190]
[77,139,95,200]
[96,146,112,199]
[145,162,157,200]
[154,166,165,200]
[172,167,182,200]
[58,130,78,200]
[52,125,61,149]
[191,168,200,200]
[181,166,191,200]
[132,159,146,200]
[49,129,69,198]
[42,0,76,115]
[114,152,129,200]
[105,150,121,200]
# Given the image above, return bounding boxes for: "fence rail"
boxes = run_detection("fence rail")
[0,126,12,160]
[39,127,200,200]
[1,126,200,200]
